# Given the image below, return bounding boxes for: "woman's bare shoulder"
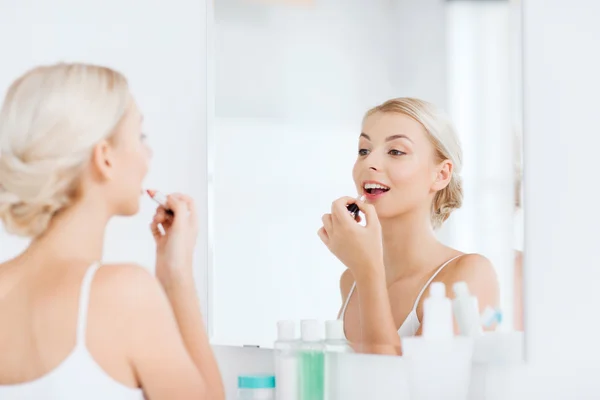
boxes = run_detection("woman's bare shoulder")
[437,253,500,303]
[92,263,163,305]
[446,253,497,280]
[89,264,174,348]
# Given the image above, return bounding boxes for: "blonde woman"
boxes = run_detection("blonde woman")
[318,98,500,354]
[0,64,224,399]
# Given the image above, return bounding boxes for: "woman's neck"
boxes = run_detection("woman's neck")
[380,210,449,283]
[27,198,111,265]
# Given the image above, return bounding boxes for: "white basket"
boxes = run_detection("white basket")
[402,337,474,400]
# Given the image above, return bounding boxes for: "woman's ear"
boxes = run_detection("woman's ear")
[432,159,453,191]
[90,139,115,182]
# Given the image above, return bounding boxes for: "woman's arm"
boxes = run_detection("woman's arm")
[322,197,401,355]
[122,265,224,400]
[353,268,401,355]
[338,269,400,354]
[513,251,524,331]
[149,193,225,399]
[120,265,210,399]
[161,278,224,399]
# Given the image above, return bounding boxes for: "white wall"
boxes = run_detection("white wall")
[211,0,448,347]
[214,0,447,120]
[518,0,600,393]
[0,0,209,316]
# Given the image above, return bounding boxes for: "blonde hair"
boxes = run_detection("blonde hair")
[0,63,130,237]
[364,98,463,229]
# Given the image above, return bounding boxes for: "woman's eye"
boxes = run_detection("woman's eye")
[358,148,369,156]
[389,149,405,156]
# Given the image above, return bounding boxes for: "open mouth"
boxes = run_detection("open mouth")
[363,182,390,196]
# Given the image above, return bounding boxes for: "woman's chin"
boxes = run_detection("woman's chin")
[117,200,141,217]
[370,206,394,220]
[371,205,409,221]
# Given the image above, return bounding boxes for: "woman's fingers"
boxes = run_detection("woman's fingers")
[352,199,379,228]
[317,226,329,245]
[331,196,362,227]
[322,214,333,235]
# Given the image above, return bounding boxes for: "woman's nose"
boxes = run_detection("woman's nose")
[367,153,382,171]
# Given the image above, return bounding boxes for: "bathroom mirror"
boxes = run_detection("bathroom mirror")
[208,0,524,352]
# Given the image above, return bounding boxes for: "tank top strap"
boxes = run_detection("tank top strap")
[76,262,101,346]
[338,281,356,321]
[410,254,464,311]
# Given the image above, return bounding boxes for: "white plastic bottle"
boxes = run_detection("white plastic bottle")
[422,282,453,340]
[324,320,351,353]
[298,320,325,400]
[452,281,483,336]
[274,320,298,400]
[323,320,351,400]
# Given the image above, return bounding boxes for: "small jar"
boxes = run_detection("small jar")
[237,375,275,400]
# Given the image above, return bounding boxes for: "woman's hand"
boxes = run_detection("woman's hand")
[318,197,384,279]
[150,193,199,288]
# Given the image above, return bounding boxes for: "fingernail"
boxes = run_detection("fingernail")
[359,195,366,202]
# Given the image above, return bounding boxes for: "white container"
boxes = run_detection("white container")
[452,281,483,336]
[473,331,524,363]
[237,375,275,400]
[402,336,473,400]
[422,282,453,340]
[324,320,351,353]
[274,320,298,400]
[402,282,473,400]
[324,320,352,400]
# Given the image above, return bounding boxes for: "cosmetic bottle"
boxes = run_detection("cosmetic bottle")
[237,375,275,400]
[452,281,483,336]
[422,282,453,340]
[298,320,324,400]
[274,320,298,400]
[323,320,351,400]
[324,320,351,353]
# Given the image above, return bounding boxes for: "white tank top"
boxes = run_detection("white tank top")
[339,255,463,338]
[0,263,145,400]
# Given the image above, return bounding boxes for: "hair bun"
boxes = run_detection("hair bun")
[0,153,72,237]
[432,174,463,229]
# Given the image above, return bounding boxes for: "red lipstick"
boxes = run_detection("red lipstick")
[146,189,174,216]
